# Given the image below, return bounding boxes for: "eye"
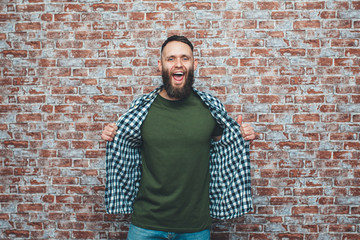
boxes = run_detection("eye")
[167,57,175,62]
[183,56,189,61]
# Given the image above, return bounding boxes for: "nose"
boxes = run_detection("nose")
[175,58,182,67]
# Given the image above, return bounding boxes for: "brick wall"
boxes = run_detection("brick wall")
[1,0,359,239]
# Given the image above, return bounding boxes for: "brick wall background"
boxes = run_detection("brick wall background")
[1,0,360,239]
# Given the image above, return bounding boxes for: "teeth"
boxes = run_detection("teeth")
[174,72,184,76]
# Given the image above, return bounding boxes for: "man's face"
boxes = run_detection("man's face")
[158,41,198,100]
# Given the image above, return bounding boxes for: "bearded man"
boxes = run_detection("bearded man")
[102,35,255,240]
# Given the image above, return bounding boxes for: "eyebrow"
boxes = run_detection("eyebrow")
[165,54,191,59]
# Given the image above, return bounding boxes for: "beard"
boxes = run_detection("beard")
[162,67,195,100]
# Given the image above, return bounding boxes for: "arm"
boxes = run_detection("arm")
[211,115,256,142]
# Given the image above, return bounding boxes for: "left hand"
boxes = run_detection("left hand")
[237,115,256,141]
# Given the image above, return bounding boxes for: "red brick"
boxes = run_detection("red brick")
[262,76,289,85]
[71,141,94,149]
[270,197,297,205]
[271,11,299,19]
[200,49,230,57]
[2,50,27,58]
[18,204,43,212]
[322,114,351,122]
[294,188,323,196]
[256,187,280,196]
[237,40,264,47]
[71,50,94,58]
[261,169,288,178]
[293,114,320,123]
[345,142,360,150]
[295,95,324,103]
[329,225,356,232]
[0,213,9,220]
[55,105,81,113]
[185,2,211,10]
[155,3,177,11]
[52,177,78,185]
[330,133,357,140]
[51,87,77,94]
[250,48,274,57]
[15,22,41,31]
[54,13,80,22]
[295,2,325,9]
[3,141,28,148]
[17,95,45,103]
[56,195,82,203]
[91,3,117,11]
[257,2,279,10]
[66,186,87,194]
[279,142,305,149]
[257,95,280,103]
[146,12,172,20]
[19,186,46,193]
[0,14,21,21]
[16,4,45,12]
[4,230,30,238]
[323,206,350,214]
[85,150,106,158]
[332,39,358,47]
[76,213,103,222]
[324,20,352,29]
[292,206,319,215]
[106,68,133,77]
[279,48,306,56]
[294,20,320,29]
[63,4,86,12]
[75,31,102,40]
[92,95,118,103]
[199,67,226,76]
[345,49,360,57]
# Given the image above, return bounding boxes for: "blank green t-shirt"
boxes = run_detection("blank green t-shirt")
[131,91,222,232]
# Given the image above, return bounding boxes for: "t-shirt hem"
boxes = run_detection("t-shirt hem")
[131,221,212,233]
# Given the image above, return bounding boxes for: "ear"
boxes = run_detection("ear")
[194,58,198,70]
[158,59,162,73]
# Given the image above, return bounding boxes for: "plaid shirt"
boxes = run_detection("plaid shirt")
[105,87,252,219]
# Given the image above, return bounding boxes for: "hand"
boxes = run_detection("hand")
[237,115,255,141]
[101,123,118,141]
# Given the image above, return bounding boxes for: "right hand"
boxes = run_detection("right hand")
[101,123,118,141]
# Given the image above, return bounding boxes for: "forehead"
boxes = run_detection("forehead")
[161,41,193,57]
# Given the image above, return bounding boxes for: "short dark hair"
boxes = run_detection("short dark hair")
[161,35,194,53]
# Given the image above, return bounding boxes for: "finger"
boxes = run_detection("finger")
[101,133,113,141]
[109,123,118,130]
[243,127,254,136]
[237,115,243,125]
[105,123,115,131]
[245,134,256,141]
[103,129,113,137]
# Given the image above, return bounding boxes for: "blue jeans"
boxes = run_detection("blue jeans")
[127,224,210,240]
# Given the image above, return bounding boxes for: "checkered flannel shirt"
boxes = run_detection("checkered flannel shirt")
[105,87,252,219]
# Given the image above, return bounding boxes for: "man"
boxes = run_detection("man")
[102,35,255,240]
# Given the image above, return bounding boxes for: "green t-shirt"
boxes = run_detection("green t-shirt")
[131,91,223,232]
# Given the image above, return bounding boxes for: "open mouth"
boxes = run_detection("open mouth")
[172,72,184,84]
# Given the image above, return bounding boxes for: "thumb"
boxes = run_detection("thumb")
[237,115,243,125]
